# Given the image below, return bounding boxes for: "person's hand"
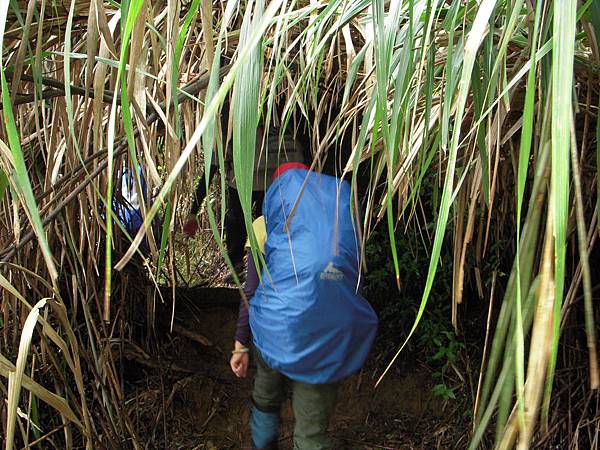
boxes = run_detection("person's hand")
[183,214,199,237]
[230,341,250,378]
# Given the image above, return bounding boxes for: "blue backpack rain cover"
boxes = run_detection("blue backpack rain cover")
[114,166,147,233]
[250,169,378,384]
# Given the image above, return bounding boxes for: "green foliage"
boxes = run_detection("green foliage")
[364,214,462,403]
[432,382,456,401]
[423,324,465,401]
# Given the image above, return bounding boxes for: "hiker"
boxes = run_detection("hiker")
[113,164,160,255]
[115,165,147,235]
[230,162,379,450]
[183,128,305,274]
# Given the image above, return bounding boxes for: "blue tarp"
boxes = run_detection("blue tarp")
[250,169,378,384]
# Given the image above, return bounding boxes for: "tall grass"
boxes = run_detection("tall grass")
[0,0,598,448]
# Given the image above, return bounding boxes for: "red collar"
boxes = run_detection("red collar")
[272,162,309,180]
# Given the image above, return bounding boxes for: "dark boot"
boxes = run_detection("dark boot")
[250,406,280,450]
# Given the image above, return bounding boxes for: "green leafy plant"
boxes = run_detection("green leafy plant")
[364,219,464,404]
[422,325,465,401]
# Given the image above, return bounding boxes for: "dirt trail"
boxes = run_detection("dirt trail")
[124,300,463,449]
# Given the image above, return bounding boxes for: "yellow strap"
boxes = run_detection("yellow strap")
[245,216,267,254]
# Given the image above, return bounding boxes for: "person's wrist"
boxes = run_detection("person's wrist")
[234,340,248,351]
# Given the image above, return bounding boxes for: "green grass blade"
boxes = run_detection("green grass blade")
[0,168,8,201]
[200,0,238,278]
[542,0,577,426]
[115,0,287,270]
[173,0,202,137]
[103,0,146,321]
[471,141,550,447]
[0,3,58,283]
[377,0,498,386]
[471,60,490,205]
[232,0,264,271]
[513,0,543,436]
[372,0,405,289]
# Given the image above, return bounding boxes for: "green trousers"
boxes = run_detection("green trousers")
[253,351,339,450]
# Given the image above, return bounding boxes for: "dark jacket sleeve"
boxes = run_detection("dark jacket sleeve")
[234,251,260,345]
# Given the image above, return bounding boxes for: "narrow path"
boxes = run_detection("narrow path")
[123,291,463,449]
